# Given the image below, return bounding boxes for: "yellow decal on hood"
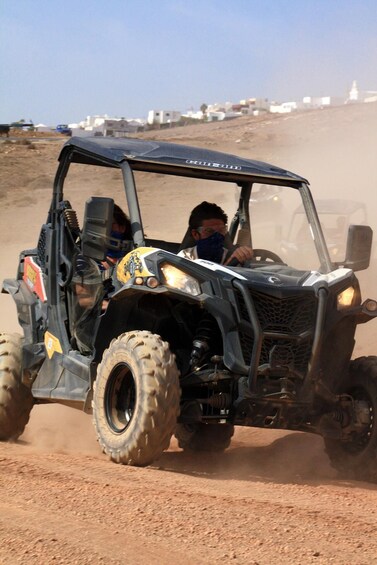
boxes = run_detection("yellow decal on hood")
[117,248,156,284]
[44,331,63,359]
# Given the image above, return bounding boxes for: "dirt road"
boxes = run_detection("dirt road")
[1,406,377,565]
[1,104,377,564]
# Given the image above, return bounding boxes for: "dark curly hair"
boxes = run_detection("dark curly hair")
[188,201,228,230]
[113,203,132,239]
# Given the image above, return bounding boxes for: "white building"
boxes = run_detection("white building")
[147,110,181,126]
[270,101,298,114]
[83,114,109,128]
[364,92,377,103]
[207,101,234,113]
[239,98,270,113]
[101,119,143,137]
[181,109,203,120]
[302,96,343,109]
[205,110,244,122]
[34,123,53,132]
[206,111,226,121]
[71,115,145,137]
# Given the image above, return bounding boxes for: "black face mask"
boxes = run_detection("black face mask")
[107,230,126,259]
[196,231,225,263]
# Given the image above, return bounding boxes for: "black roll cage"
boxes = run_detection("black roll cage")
[51,140,334,275]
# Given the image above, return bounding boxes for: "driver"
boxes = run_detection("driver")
[178,201,253,265]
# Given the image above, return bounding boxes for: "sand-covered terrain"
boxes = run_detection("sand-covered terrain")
[0,103,377,564]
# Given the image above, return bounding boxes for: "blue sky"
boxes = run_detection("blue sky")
[1,0,376,125]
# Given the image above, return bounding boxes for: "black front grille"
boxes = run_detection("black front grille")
[236,288,317,375]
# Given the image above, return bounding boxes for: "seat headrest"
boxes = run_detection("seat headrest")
[178,227,196,252]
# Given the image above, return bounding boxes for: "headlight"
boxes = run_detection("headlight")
[161,264,201,296]
[337,286,355,309]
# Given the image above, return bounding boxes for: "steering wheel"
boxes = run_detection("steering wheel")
[251,248,284,263]
[226,247,284,267]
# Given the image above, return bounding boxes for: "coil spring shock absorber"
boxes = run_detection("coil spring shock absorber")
[198,393,232,409]
[190,313,218,369]
[63,208,80,237]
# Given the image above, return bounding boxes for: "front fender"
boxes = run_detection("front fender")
[2,277,20,296]
[2,278,46,343]
[93,287,183,363]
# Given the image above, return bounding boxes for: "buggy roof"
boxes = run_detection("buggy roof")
[60,136,307,186]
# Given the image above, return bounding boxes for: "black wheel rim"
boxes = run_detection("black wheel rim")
[105,363,136,433]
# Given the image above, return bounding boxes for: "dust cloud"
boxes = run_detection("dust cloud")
[0,102,376,459]
[22,404,100,456]
[267,104,377,304]
[162,427,336,484]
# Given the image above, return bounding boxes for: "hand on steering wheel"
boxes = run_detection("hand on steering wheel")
[224,245,254,267]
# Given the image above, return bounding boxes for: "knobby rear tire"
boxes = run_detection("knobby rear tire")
[324,356,377,482]
[0,333,33,441]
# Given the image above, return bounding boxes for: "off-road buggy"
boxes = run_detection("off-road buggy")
[1,137,377,479]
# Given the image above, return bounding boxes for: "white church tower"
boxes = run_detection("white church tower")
[348,80,359,102]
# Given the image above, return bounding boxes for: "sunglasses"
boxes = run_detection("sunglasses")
[196,224,228,236]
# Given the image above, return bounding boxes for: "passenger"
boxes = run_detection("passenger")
[100,204,132,270]
[179,201,253,265]
[71,256,105,354]
[71,204,132,353]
